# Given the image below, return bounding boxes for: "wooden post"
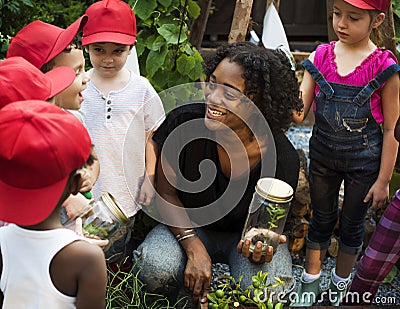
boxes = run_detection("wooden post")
[379,5,396,53]
[228,0,254,43]
[326,0,396,53]
[266,0,280,10]
[189,0,212,50]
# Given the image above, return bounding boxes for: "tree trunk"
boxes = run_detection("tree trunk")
[228,0,254,43]
[189,0,212,50]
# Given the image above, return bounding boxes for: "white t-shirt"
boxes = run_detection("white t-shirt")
[80,71,165,217]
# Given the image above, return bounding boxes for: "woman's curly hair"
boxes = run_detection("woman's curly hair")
[203,41,303,132]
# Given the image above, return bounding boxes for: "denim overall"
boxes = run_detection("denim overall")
[303,59,400,254]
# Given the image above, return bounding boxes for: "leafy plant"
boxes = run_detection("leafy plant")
[132,0,203,92]
[106,257,188,308]
[207,270,285,309]
[265,205,286,230]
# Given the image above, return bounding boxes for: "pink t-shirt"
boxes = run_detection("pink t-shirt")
[313,41,398,124]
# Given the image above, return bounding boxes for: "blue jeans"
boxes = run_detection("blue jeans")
[307,133,379,254]
[132,224,294,297]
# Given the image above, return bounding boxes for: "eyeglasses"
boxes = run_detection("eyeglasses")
[205,81,252,107]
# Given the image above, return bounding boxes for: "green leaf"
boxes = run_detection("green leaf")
[155,14,177,27]
[180,43,195,56]
[176,54,195,75]
[157,23,187,45]
[207,292,219,304]
[20,0,33,7]
[158,0,173,7]
[187,0,201,19]
[148,35,166,51]
[150,69,169,91]
[135,42,145,57]
[146,45,168,78]
[145,34,157,47]
[134,0,157,20]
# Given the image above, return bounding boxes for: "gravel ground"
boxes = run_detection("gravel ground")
[211,125,400,306]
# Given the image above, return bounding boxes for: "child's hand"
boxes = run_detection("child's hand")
[138,176,155,206]
[75,218,109,249]
[63,193,92,220]
[364,180,389,210]
[77,168,93,193]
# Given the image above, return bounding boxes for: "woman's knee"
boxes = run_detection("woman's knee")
[132,224,186,291]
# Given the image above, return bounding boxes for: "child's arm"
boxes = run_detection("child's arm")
[138,132,158,205]
[364,73,400,209]
[293,51,316,124]
[74,243,107,309]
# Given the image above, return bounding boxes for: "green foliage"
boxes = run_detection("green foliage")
[106,257,188,308]
[207,270,285,309]
[133,0,203,92]
[0,32,10,56]
[0,0,91,59]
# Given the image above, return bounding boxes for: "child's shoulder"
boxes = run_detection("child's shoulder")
[314,41,334,58]
[373,48,398,66]
[127,71,156,89]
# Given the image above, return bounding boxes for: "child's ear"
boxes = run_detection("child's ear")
[68,172,83,195]
[372,13,385,29]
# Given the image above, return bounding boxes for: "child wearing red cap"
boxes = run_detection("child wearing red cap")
[7,16,90,114]
[292,0,399,306]
[0,57,75,109]
[80,0,165,258]
[0,100,107,308]
[7,17,100,221]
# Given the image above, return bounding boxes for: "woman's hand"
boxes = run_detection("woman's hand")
[237,235,286,263]
[182,237,212,304]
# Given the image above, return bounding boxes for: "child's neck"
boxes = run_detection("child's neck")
[20,211,63,231]
[334,40,377,76]
[90,67,131,97]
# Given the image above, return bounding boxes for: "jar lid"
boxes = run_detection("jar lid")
[255,177,293,203]
[100,192,130,223]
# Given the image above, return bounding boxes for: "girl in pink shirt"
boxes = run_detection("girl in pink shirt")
[292,0,399,306]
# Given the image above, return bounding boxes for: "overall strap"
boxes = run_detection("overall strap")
[354,63,400,105]
[302,59,334,99]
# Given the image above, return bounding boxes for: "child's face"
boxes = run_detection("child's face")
[86,43,132,78]
[52,48,89,110]
[332,0,381,45]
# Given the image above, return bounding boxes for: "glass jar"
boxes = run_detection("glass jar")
[241,177,293,253]
[82,192,130,247]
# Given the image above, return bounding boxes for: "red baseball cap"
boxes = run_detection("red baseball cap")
[0,57,75,109]
[0,100,92,226]
[82,0,136,46]
[6,15,88,69]
[343,0,391,11]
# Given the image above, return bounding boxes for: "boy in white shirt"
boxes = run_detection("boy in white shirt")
[81,0,165,259]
